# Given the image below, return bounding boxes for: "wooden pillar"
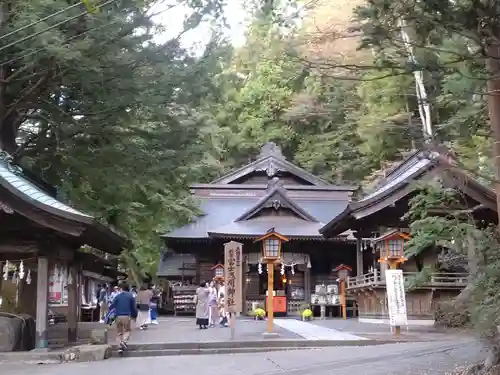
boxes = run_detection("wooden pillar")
[242,258,247,314]
[77,269,83,322]
[0,261,3,298]
[35,256,49,349]
[304,265,311,306]
[67,265,78,343]
[356,237,363,277]
[195,254,200,285]
[380,262,388,280]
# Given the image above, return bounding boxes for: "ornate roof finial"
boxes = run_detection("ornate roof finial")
[267,177,283,191]
[258,142,286,160]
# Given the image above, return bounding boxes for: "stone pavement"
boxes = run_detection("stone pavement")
[127,317,301,344]
[2,338,485,375]
[273,319,367,340]
[310,319,466,341]
[0,317,466,366]
[126,317,369,344]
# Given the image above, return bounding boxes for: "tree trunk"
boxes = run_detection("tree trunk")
[0,1,14,155]
[0,120,18,154]
[485,46,500,224]
[482,42,500,371]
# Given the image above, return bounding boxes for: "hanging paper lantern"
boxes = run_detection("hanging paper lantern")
[280,263,285,275]
[26,270,32,285]
[258,262,262,275]
[291,265,295,275]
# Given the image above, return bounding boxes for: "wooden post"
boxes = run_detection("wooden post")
[67,265,78,343]
[267,262,274,333]
[356,238,363,277]
[35,256,49,349]
[230,312,236,340]
[0,261,3,303]
[340,279,347,320]
[242,257,247,315]
[304,266,311,306]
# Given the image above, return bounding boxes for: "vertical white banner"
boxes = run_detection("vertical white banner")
[385,269,408,327]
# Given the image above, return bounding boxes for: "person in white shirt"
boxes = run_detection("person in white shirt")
[208,281,218,327]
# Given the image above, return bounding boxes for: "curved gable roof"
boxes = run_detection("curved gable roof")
[320,150,496,237]
[0,152,127,254]
[211,143,333,186]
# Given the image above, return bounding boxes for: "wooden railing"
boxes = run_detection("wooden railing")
[347,271,469,289]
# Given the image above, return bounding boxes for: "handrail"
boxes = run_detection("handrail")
[347,271,469,289]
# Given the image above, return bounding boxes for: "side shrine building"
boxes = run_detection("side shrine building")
[159,143,361,316]
[320,150,497,325]
[0,151,127,350]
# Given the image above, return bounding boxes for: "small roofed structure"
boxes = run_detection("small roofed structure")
[0,151,127,349]
[319,149,496,325]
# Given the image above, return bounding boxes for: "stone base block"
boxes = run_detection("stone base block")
[89,328,109,345]
[60,344,112,363]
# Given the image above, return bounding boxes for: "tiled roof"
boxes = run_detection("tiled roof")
[162,196,349,240]
[208,216,325,239]
[358,152,434,203]
[0,158,91,218]
[0,151,128,254]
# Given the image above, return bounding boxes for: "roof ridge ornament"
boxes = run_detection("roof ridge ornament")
[267,177,283,191]
[258,142,286,160]
[0,150,23,175]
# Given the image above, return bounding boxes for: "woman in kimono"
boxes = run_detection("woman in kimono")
[195,282,210,329]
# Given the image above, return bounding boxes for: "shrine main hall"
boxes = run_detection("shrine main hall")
[158,143,362,316]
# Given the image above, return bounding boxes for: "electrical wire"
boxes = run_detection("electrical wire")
[0,2,85,42]
[0,0,119,54]
[0,18,121,68]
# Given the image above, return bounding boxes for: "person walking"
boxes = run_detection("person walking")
[136,284,153,330]
[98,284,109,323]
[208,281,218,327]
[109,285,120,303]
[195,282,210,329]
[110,282,137,353]
[150,286,160,325]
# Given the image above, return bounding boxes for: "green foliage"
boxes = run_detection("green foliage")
[404,183,473,260]
[0,0,225,278]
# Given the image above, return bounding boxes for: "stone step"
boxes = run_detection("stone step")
[116,339,390,352]
[114,346,308,358]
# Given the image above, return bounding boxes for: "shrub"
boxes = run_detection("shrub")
[254,308,265,317]
[302,308,313,318]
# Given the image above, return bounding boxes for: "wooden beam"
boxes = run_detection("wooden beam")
[0,242,39,254]
[0,252,37,261]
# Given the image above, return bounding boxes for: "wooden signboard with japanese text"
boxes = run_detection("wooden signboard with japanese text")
[224,241,243,313]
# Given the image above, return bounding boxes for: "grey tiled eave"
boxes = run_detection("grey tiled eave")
[0,160,91,218]
[162,197,349,240]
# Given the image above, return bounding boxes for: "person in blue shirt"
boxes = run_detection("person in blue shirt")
[110,282,137,352]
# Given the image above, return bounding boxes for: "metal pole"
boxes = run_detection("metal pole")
[267,263,274,333]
